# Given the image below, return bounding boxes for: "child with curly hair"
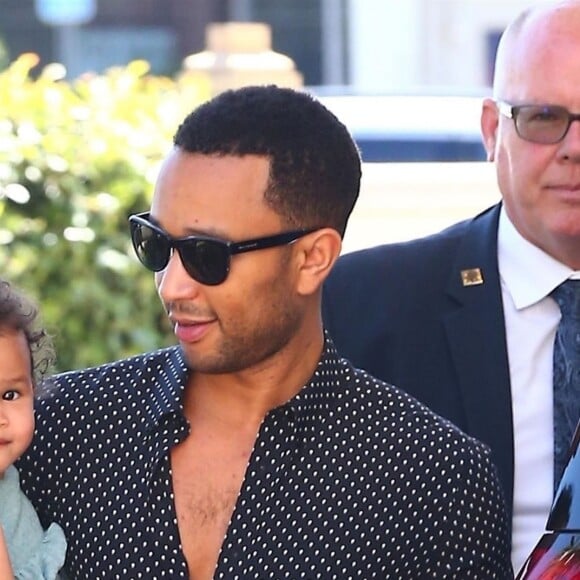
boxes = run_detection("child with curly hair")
[0,279,66,579]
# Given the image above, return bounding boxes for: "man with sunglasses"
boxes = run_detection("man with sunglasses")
[323,1,580,574]
[18,85,512,578]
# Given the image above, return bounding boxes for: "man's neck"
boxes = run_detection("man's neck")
[182,327,325,427]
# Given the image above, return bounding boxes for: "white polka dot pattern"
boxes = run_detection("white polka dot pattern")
[18,336,513,579]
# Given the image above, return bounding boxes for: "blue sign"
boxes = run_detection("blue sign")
[34,0,96,26]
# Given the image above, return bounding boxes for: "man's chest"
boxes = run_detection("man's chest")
[170,431,254,579]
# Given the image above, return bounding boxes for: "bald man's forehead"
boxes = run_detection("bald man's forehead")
[492,1,580,98]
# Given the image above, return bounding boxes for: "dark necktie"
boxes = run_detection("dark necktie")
[552,279,580,490]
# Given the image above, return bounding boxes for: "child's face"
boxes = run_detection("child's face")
[0,329,35,477]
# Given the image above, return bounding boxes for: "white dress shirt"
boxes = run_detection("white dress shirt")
[497,207,579,573]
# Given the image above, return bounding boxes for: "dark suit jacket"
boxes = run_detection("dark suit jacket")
[323,203,514,529]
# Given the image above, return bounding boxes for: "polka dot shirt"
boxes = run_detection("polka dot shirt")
[18,336,513,579]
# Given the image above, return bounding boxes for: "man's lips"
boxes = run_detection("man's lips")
[172,319,214,343]
[545,183,580,202]
[547,183,580,192]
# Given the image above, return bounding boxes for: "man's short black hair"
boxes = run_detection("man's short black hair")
[173,85,361,237]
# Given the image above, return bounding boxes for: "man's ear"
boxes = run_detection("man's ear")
[481,98,499,162]
[295,228,342,296]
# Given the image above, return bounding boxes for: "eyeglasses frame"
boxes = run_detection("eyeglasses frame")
[496,100,580,144]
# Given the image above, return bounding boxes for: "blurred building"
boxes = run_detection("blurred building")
[0,0,540,89]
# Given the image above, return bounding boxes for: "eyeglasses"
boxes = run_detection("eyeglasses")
[128,212,316,286]
[497,101,580,144]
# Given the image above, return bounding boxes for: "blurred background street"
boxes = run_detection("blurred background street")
[0,0,525,368]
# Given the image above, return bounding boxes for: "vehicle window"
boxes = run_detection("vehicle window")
[357,137,486,162]
[315,94,487,163]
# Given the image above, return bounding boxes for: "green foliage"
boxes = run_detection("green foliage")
[0,54,211,371]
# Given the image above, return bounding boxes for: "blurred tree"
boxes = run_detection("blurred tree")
[0,53,210,371]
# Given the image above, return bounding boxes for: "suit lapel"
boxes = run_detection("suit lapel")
[443,204,514,517]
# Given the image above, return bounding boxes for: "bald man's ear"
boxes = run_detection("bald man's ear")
[481,98,499,162]
[295,228,342,296]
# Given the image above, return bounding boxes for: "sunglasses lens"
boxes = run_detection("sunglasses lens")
[518,105,569,143]
[131,222,170,272]
[180,239,231,286]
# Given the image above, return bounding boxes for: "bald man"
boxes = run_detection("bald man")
[323,1,580,572]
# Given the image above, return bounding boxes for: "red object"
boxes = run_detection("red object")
[517,421,580,579]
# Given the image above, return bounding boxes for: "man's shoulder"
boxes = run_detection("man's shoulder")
[323,204,501,312]
[41,345,183,398]
[345,364,490,457]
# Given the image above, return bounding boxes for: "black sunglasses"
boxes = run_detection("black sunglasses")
[497,101,580,144]
[128,212,316,286]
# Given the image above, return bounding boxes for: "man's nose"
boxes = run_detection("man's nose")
[559,118,580,161]
[156,250,203,302]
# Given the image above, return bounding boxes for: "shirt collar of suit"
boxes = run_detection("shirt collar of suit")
[497,206,577,310]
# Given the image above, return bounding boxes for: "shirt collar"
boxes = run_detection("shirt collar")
[497,206,577,310]
[142,346,189,432]
[143,335,347,433]
[281,332,346,424]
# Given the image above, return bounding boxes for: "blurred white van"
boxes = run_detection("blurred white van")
[315,94,487,162]
[342,161,500,253]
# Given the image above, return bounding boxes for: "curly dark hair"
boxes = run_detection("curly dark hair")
[173,85,362,238]
[0,279,54,386]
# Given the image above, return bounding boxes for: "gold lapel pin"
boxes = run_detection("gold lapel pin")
[461,268,484,286]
